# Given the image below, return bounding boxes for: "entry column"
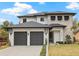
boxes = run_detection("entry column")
[27,31,30,46]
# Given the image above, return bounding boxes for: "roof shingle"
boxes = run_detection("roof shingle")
[8,21,49,28]
[8,21,66,28]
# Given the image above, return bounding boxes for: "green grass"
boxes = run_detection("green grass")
[48,44,79,56]
[40,44,46,56]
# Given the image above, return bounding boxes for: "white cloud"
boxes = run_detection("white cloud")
[14,2,32,9]
[27,9,38,14]
[66,2,79,10]
[1,7,21,15]
[1,2,38,15]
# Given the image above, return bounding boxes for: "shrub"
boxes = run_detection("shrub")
[65,35,72,44]
[73,37,76,42]
[56,41,64,44]
[2,42,7,45]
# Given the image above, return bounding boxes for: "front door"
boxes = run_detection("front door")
[54,31,60,43]
[49,32,54,43]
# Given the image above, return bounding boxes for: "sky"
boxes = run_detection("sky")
[0,2,79,24]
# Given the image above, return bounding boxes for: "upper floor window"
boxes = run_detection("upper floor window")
[51,16,55,21]
[40,18,44,22]
[58,16,62,21]
[64,16,69,21]
[23,18,26,23]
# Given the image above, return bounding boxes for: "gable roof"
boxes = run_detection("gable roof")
[17,11,76,18]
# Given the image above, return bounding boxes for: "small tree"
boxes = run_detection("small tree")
[71,19,78,31]
[0,29,8,41]
[0,21,13,45]
[0,21,10,31]
[1,21,13,30]
[65,35,72,44]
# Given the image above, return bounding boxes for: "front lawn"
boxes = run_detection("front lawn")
[48,44,79,56]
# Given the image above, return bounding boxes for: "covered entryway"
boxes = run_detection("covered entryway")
[14,32,27,45]
[30,32,43,45]
[49,24,66,44]
[49,31,61,43]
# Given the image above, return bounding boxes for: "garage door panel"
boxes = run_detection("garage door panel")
[14,32,27,45]
[30,32,43,45]
[30,40,43,45]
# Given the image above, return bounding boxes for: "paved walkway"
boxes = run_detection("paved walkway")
[0,46,42,56]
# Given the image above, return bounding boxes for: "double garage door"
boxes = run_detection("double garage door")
[14,32,43,45]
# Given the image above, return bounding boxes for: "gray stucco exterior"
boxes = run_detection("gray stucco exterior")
[8,12,76,46]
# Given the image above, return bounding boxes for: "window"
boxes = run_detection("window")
[51,16,55,21]
[40,18,44,21]
[64,16,69,21]
[58,16,62,20]
[23,18,26,23]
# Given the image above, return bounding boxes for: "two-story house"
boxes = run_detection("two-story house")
[7,12,76,46]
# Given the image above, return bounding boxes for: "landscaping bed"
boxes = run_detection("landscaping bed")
[0,42,9,50]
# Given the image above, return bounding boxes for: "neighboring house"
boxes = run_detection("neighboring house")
[74,28,79,42]
[7,12,76,46]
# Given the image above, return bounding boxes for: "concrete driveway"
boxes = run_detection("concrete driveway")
[0,46,42,56]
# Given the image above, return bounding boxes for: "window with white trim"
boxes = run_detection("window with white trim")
[64,16,69,21]
[58,16,62,21]
[40,17,44,22]
[23,18,26,23]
